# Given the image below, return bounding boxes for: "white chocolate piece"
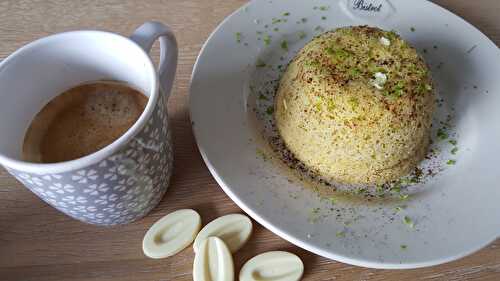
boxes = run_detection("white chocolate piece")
[239,251,304,281]
[193,214,252,253]
[142,209,201,259]
[193,236,234,281]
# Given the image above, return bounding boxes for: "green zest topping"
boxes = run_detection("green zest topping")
[280,40,288,51]
[263,34,271,45]
[336,231,345,237]
[272,18,281,24]
[348,97,359,110]
[258,94,268,100]
[386,30,398,41]
[301,17,307,23]
[403,216,414,228]
[392,81,405,97]
[283,12,290,16]
[449,139,457,145]
[451,147,458,155]
[400,194,409,200]
[400,245,408,250]
[437,128,448,140]
[394,206,404,212]
[321,16,327,20]
[256,148,268,161]
[298,31,307,39]
[446,159,456,165]
[256,59,266,67]
[349,67,361,77]
[319,6,329,11]
[235,32,242,43]
[391,183,401,193]
[266,106,274,115]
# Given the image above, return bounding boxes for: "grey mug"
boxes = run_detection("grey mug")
[0,21,177,225]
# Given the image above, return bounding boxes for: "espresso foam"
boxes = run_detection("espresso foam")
[22,81,147,163]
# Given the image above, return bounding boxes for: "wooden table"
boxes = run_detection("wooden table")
[0,1,499,280]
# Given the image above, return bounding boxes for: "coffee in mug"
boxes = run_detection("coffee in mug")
[22,81,147,163]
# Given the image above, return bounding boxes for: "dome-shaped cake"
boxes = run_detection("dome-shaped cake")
[275,26,435,185]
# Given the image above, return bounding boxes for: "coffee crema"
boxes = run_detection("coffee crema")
[22,81,148,163]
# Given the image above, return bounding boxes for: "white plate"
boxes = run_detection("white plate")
[190,0,500,269]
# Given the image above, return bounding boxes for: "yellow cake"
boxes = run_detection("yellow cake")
[275,26,435,185]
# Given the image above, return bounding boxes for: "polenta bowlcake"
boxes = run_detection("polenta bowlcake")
[275,26,435,185]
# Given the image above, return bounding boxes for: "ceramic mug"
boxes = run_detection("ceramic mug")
[0,21,177,225]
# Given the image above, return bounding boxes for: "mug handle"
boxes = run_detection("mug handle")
[130,21,178,101]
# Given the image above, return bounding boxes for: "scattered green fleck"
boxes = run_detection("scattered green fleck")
[272,18,281,24]
[400,194,409,200]
[437,128,448,140]
[314,25,323,32]
[375,184,384,194]
[410,27,416,32]
[451,147,458,155]
[336,231,345,237]
[312,207,320,214]
[326,98,336,111]
[329,197,336,204]
[386,30,398,41]
[283,12,290,16]
[391,183,402,193]
[301,17,307,23]
[258,94,268,100]
[321,16,327,20]
[447,159,456,165]
[256,31,263,35]
[403,216,414,228]
[274,27,279,32]
[349,67,361,77]
[348,97,359,110]
[394,206,405,212]
[266,106,274,115]
[264,24,269,28]
[355,187,366,195]
[449,139,457,145]
[400,245,408,250]
[263,34,271,45]
[319,6,329,11]
[256,59,266,67]
[280,40,288,51]
[235,32,242,43]
[305,59,320,67]
[298,31,307,39]
[256,148,268,161]
[392,81,406,97]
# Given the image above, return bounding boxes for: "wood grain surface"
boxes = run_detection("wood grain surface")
[0,1,499,280]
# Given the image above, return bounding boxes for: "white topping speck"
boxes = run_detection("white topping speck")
[371,72,387,89]
[379,36,391,46]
